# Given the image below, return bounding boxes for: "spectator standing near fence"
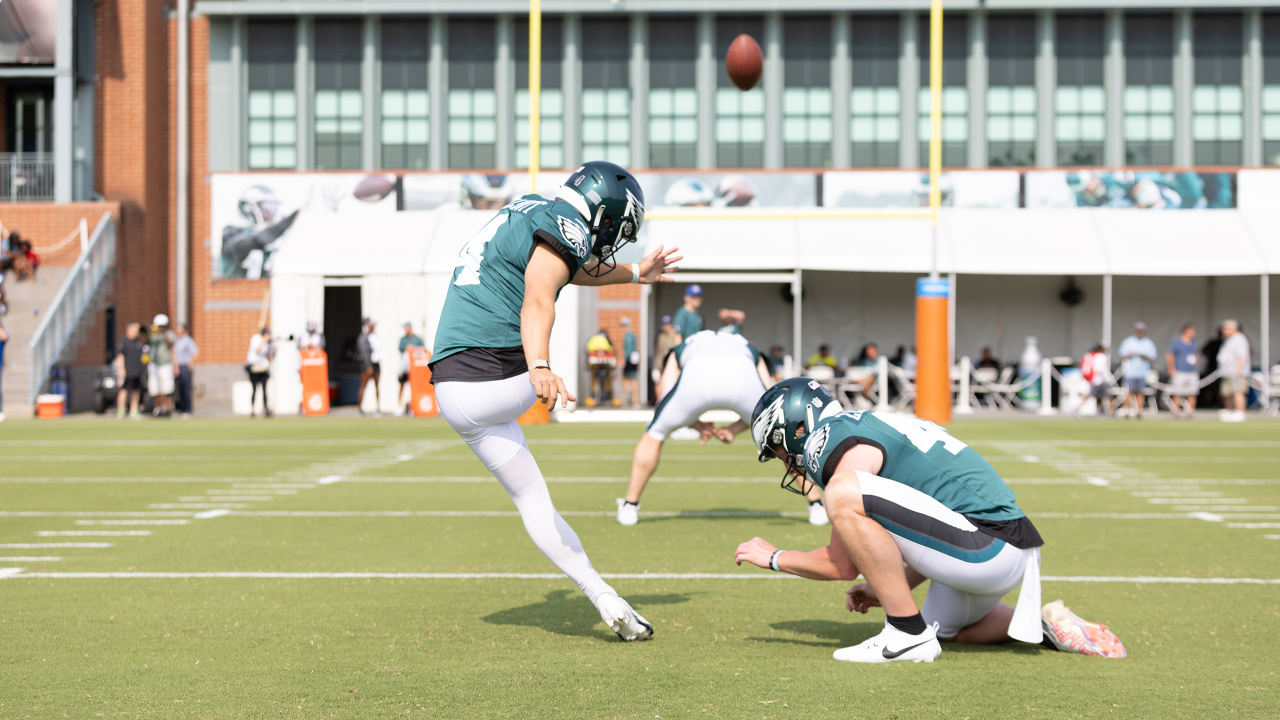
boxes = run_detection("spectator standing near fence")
[115,322,145,420]
[298,321,325,351]
[357,319,383,415]
[172,324,199,417]
[1217,319,1250,423]
[619,317,639,408]
[246,326,275,418]
[397,322,425,415]
[147,314,175,417]
[1118,322,1157,419]
[1079,341,1114,416]
[0,320,7,421]
[672,285,704,340]
[1166,324,1199,419]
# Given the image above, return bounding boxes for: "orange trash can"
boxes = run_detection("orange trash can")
[300,349,330,416]
[408,347,439,417]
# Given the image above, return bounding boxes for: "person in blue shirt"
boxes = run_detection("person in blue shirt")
[1118,322,1158,418]
[672,284,703,340]
[1165,323,1199,419]
[620,316,639,407]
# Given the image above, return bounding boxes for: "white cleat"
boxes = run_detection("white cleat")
[808,500,829,526]
[616,498,640,526]
[833,621,942,663]
[596,593,654,642]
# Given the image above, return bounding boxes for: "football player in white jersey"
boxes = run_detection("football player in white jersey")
[616,329,829,526]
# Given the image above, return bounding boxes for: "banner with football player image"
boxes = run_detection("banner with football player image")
[1024,170,1236,209]
[636,172,817,208]
[209,173,398,280]
[822,171,1021,209]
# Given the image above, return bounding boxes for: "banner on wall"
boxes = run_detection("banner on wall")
[1025,170,1236,209]
[635,173,818,208]
[401,172,570,210]
[822,171,1020,209]
[210,173,398,280]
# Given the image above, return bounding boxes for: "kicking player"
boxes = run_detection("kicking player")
[429,161,680,641]
[617,329,829,526]
[734,378,1126,662]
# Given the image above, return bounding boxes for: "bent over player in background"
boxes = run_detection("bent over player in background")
[617,329,828,526]
[735,378,1126,662]
[429,161,680,641]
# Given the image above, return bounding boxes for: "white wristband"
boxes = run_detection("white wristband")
[769,549,786,572]
[629,263,640,283]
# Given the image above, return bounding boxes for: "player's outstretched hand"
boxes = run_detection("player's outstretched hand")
[734,537,778,570]
[638,245,682,284]
[846,583,881,614]
[530,367,577,408]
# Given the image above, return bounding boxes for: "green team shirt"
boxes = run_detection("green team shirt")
[672,307,703,340]
[432,195,593,364]
[803,410,1026,522]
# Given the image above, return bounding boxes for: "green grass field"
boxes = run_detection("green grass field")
[1,416,1277,718]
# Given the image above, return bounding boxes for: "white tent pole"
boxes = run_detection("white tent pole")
[876,355,890,412]
[1103,274,1113,351]
[1037,356,1057,415]
[954,355,974,414]
[948,271,956,363]
[792,269,803,371]
[640,283,651,406]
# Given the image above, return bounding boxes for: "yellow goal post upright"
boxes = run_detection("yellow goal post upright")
[528,0,541,194]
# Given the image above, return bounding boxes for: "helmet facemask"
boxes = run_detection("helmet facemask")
[584,188,644,278]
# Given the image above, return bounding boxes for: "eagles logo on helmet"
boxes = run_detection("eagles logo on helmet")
[554,161,646,278]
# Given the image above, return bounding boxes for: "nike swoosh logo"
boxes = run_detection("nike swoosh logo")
[881,638,932,659]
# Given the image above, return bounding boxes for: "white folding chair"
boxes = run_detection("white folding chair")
[835,366,873,409]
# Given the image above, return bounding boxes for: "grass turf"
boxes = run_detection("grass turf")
[0,416,1277,719]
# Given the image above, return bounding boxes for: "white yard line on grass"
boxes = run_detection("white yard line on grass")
[0,571,1276,584]
[0,439,401,447]
[36,531,151,536]
[1228,523,1280,528]
[0,511,192,517]
[75,520,190,526]
[0,557,60,561]
[0,543,112,548]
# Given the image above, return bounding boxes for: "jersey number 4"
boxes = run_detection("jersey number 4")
[873,411,968,456]
[454,213,509,286]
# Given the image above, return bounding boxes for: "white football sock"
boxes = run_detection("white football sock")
[493,446,616,605]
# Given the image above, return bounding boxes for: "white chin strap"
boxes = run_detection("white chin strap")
[555,186,592,223]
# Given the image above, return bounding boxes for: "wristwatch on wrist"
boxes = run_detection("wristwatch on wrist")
[531,360,550,371]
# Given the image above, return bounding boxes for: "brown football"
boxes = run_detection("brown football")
[726,34,763,91]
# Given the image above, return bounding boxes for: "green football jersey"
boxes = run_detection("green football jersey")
[432,195,593,364]
[803,410,1026,522]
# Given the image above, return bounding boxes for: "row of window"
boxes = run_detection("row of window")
[242,14,1280,171]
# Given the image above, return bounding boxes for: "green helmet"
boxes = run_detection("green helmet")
[555,161,646,277]
[750,377,840,495]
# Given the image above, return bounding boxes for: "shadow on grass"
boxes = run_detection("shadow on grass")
[482,589,693,640]
[747,619,884,648]
[639,508,810,525]
[751,619,1049,656]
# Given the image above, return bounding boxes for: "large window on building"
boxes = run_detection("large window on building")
[581,18,630,166]
[986,15,1036,167]
[1193,14,1243,166]
[1055,16,1105,166]
[782,16,832,168]
[246,21,297,169]
[380,20,429,170]
[849,16,899,168]
[313,21,362,170]
[918,14,968,167]
[715,17,764,168]
[515,17,564,170]
[447,19,497,169]
[1265,15,1280,166]
[648,18,697,168]
[1124,14,1174,166]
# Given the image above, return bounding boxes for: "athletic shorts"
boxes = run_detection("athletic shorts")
[369,362,381,377]
[855,472,1035,639]
[1089,382,1109,400]
[646,356,765,441]
[147,364,175,396]
[1125,377,1147,392]
[122,375,144,391]
[398,372,410,384]
[435,374,536,472]
[1170,371,1199,397]
[623,362,638,378]
[1220,376,1248,397]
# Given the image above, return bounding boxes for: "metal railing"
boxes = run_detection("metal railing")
[28,212,115,405]
[0,152,55,202]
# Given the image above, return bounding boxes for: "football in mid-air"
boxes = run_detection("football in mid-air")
[353,174,396,202]
[726,34,763,91]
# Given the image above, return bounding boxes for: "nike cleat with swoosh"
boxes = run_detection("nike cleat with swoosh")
[833,621,942,663]
[1041,600,1127,658]
[596,593,655,642]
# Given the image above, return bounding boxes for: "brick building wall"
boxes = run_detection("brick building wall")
[0,202,119,266]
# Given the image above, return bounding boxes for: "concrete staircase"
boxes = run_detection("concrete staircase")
[2,266,71,418]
